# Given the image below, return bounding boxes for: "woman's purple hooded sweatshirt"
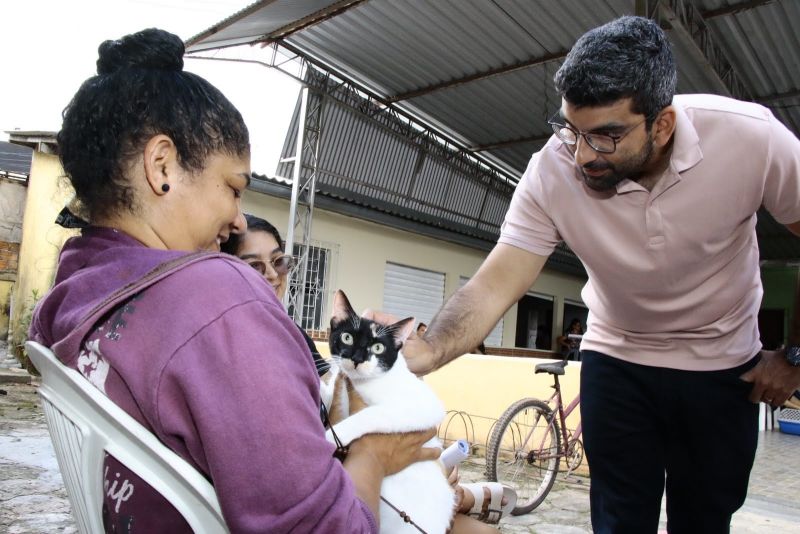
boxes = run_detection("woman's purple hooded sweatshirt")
[30,227,377,533]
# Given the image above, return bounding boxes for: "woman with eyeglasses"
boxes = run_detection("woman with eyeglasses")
[222,214,330,376]
[223,218,510,532]
[222,215,292,298]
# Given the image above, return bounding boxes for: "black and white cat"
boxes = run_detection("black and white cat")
[320,290,456,534]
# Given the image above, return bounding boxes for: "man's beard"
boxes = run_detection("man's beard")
[580,135,655,192]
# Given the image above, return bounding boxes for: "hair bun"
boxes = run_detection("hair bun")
[96,28,184,75]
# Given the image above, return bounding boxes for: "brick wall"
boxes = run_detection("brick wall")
[0,241,20,274]
[482,346,559,359]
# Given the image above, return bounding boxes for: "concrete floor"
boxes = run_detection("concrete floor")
[1,375,799,533]
[458,429,800,533]
[0,380,76,533]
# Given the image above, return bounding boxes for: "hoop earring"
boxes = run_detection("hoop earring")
[161,183,170,193]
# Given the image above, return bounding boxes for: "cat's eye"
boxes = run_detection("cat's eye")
[340,332,354,345]
[371,343,385,355]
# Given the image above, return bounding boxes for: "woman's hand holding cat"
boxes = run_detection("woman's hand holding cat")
[343,428,440,519]
[349,427,440,477]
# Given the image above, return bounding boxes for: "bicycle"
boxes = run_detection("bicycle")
[485,355,584,514]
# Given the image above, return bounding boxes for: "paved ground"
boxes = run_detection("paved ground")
[0,380,76,533]
[458,429,800,533]
[1,371,799,533]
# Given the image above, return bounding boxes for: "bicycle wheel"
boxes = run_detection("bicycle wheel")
[485,398,561,514]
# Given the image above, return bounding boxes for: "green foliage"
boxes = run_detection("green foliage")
[11,289,41,372]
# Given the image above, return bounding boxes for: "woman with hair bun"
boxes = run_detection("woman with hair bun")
[29,28,436,533]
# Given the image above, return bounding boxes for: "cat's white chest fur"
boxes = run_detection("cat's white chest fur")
[321,352,455,533]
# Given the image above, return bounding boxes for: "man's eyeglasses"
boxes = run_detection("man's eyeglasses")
[548,114,646,154]
[247,254,296,276]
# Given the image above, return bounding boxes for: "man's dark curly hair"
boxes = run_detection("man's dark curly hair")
[554,16,676,125]
[57,28,250,221]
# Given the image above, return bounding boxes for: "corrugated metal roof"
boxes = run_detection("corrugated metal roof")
[269,76,586,273]
[700,0,800,134]
[0,141,33,176]
[188,0,800,261]
[276,79,517,241]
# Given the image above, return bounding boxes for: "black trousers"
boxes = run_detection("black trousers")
[580,351,759,534]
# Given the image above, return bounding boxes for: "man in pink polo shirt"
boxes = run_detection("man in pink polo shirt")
[404,16,800,533]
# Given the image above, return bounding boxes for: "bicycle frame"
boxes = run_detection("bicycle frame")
[524,372,581,462]
[548,374,582,454]
[485,359,587,514]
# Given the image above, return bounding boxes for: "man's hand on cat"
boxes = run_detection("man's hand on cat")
[349,427,440,477]
[402,336,439,376]
[361,308,439,375]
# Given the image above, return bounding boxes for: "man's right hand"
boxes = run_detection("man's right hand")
[407,245,549,377]
[362,308,440,375]
[402,335,439,376]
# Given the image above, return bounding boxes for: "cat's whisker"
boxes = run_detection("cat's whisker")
[379,323,399,336]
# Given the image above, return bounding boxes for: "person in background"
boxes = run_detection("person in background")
[29,28,436,533]
[403,15,800,533]
[417,321,429,337]
[557,318,583,361]
[222,213,329,376]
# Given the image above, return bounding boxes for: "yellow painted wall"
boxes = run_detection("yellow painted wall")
[0,280,11,336]
[242,191,587,347]
[9,153,79,357]
[315,340,584,468]
[425,355,581,448]
[311,347,582,433]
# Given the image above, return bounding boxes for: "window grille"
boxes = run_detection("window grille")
[287,240,338,330]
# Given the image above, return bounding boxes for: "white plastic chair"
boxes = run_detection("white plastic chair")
[26,341,228,533]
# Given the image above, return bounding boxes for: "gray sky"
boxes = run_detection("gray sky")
[0,0,300,174]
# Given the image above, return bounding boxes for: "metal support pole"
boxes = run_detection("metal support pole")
[282,86,322,327]
[283,87,308,320]
[656,0,752,101]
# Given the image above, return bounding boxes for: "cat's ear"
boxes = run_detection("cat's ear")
[331,290,357,328]
[389,316,416,347]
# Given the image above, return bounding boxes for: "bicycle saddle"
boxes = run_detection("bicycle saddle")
[535,360,567,375]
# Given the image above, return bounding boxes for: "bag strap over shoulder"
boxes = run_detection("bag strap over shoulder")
[53,252,225,360]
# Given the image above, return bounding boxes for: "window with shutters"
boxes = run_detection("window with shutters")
[382,262,445,326]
